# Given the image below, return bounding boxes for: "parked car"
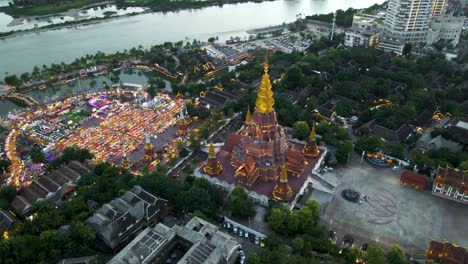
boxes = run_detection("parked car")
[233,225,238,234]
[392,166,398,171]
[226,222,231,231]
[255,236,259,245]
[249,234,255,242]
[239,229,244,237]
[260,237,265,248]
[244,231,249,238]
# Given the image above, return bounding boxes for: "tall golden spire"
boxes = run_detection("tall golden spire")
[208,142,216,158]
[255,56,275,114]
[309,124,316,141]
[245,105,252,123]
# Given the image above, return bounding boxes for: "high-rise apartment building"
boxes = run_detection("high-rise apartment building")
[383,0,435,44]
[432,0,447,16]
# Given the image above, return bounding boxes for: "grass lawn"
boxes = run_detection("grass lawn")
[0,0,101,17]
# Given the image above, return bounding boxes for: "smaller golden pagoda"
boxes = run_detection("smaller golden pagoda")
[245,105,252,123]
[121,153,131,170]
[302,124,320,157]
[178,108,189,136]
[203,143,223,176]
[144,133,154,162]
[272,165,293,201]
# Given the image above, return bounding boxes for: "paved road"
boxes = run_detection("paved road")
[321,154,468,251]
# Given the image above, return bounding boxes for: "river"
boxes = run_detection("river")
[0,0,384,80]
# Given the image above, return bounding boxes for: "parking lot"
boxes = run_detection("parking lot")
[321,155,468,251]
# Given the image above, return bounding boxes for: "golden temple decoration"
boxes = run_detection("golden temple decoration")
[279,164,288,183]
[255,57,275,114]
[208,142,216,158]
[245,105,252,123]
[309,124,316,141]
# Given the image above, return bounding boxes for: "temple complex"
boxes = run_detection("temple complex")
[203,143,223,176]
[197,57,325,205]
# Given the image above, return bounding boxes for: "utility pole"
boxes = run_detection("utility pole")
[331,11,337,41]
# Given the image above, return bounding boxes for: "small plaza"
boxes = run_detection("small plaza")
[321,156,468,251]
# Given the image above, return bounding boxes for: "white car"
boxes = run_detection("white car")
[233,226,238,234]
[392,166,398,171]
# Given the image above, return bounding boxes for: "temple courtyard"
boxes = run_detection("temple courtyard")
[320,155,468,251]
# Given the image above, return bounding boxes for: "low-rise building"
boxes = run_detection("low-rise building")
[400,170,428,190]
[0,210,17,235]
[306,19,345,39]
[355,120,413,144]
[432,167,468,204]
[426,240,468,264]
[426,14,466,46]
[10,161,92,217]
[344,28,380,47]
[86,185,167,250]
[108,217,241,264]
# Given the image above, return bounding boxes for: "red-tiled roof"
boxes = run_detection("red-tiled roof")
[223,134,242,152]
[427,240,468,264]
[400,170,427,188]
[435,167,467,193]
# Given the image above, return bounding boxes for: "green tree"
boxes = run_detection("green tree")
[291,237,305,254]
[355,136,382,153]
[336,140,354,165]
[367,244,387,264]
[229,186,255,218]
[458,160,468,171]
[30,148,45,163]
[386,245,409,264]
[246,253,261,264]
[402,43,412,58]
[293,121,310,140]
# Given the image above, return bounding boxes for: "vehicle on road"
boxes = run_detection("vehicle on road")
[260,237,265,248]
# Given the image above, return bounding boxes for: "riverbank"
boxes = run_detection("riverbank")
[0,0,102,17]
[0,10,145,39]
[0,0,276,39]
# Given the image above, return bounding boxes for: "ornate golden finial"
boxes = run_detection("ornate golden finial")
[208,142,215,158]
[255,55,275,114]
[245,105,252,123]
[279,164,288,183]
[309,124,316,141]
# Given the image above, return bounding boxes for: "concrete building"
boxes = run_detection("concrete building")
[86,185,167,250]
[345,14,383,47]
[306,19,344,40]
[380,0,435,52]
[10,161,92,217]
[426,14,466,46]
[108,217,241,264]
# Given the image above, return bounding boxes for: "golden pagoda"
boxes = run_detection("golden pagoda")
[121,153,131,170]
[245,105,252,123]
[203,143,223,176]
[254,59,275,114]
[302,124,320,157]
[178,108,189,136]
[272,165,292,201]
[144,133,154,162]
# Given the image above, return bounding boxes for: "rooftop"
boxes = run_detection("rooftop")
[109,217,241,264]
[86,185,167,249]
